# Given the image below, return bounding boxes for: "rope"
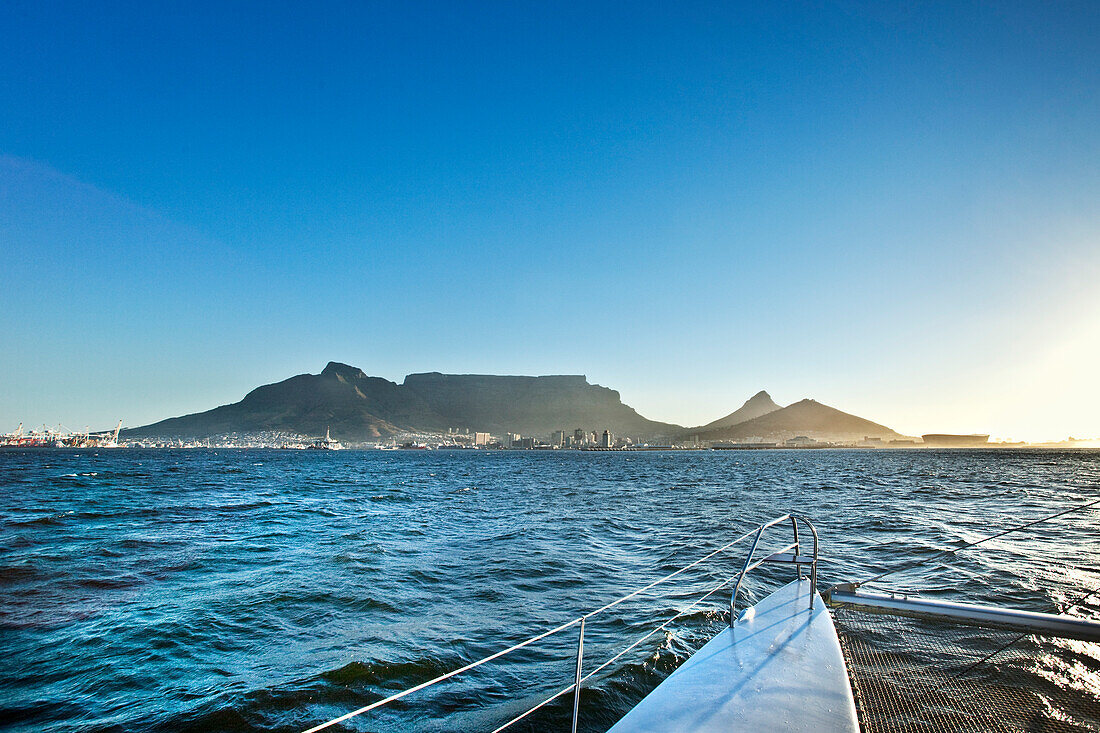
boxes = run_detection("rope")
[301,522,765,733]
[856,496,1100,588]
[490,564,747,732]
[577,523,763,621]
[300,616,583,733]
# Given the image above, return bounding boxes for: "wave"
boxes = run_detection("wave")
[2,449,1097,732]
[7,510,74,527]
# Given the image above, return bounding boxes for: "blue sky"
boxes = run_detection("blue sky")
[2,1,1098,440]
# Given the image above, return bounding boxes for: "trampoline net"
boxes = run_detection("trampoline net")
[832,607,1100,733]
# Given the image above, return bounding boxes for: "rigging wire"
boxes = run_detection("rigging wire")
[300,522,764,733]
[299,499,1099,733]
[942,583,1100,686]
[855,496,1100,588]
[489,564,746,733]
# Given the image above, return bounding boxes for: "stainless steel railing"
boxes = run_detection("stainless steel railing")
[302,513,815,733]
[730,514,819,622]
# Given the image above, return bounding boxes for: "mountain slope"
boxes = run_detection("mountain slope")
[695,390,781,431]
[401,372,675,436]
[126,362,420,440]
[127,362,680,441]
[691,398,900,442]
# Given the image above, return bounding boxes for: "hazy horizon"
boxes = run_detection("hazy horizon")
[2,2,1098,443]
[2,357,1095,444]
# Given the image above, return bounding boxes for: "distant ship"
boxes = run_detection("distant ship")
[307,428,343,450]
[921,433,990,447]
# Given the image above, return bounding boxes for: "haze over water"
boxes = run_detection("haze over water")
[2,449,1098,732]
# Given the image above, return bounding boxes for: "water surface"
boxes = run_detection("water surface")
[2,449,1098,731]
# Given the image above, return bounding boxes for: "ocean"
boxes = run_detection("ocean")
[2,449,1098,732]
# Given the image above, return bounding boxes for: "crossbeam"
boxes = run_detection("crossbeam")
[826,587,1100,643]
[762,552,816,565]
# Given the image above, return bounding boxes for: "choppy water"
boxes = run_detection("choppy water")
[1,449,1098,732]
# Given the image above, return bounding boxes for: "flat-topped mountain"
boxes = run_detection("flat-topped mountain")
[127,365,905,445]
[690,398,901,443]
[400,372,668,436]
[127,362,679,441]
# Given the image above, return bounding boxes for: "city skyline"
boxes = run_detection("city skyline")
[2,2,1099,442]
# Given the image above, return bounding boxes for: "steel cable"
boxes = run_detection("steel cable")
[301,521,769,732]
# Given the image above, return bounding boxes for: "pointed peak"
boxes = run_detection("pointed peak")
[743,390,780,410]
[781,398,830,413]
[697,389,781,431]
[321,362,367,380]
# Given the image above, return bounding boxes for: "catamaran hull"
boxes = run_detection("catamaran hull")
[609,578,858,732]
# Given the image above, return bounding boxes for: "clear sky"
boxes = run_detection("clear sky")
[2,1,1098,442]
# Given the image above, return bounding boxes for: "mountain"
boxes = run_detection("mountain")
[690,398,901,443]
[695,390,780,431]
[126,362,410,440]
[400,372,674,437]
[127,362,679,441]
[127,365,904,444]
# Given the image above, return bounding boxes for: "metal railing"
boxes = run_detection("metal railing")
[302,513,818,733]
[730,514,818,622]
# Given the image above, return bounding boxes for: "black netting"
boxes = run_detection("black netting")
[832,608,1100,733]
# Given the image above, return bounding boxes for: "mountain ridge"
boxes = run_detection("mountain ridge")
[127,362,679,441]
[694,390,781,431]
[689,398,901,443]
[127,362,905,444]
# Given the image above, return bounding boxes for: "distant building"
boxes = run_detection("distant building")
[785,435,817,447]
[517,437,536,449]
[503,432,520,448]
[600,430,613,448]
[574,428,586,446]
[474,432,491,446]
[550,430,566,447]
[921,434,990,447]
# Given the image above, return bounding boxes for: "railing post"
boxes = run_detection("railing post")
[810,558,817,611]
[571,617,585,733]
[730,526,766,626]
[796,515,819,612]
[790,516,802,580]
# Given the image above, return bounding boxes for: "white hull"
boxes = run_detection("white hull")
[609,578,858,732]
